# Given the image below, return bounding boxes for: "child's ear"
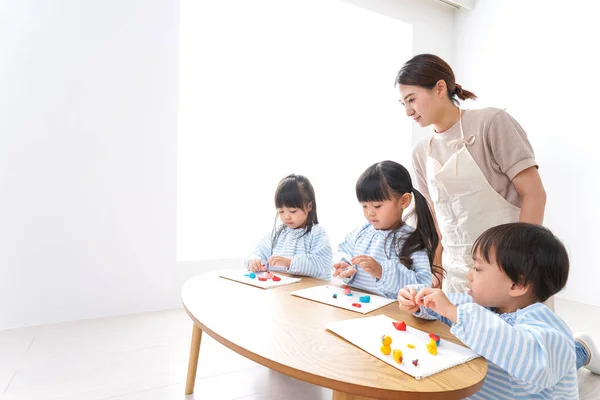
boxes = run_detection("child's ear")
[400,193,412,209]
[306,202,313,212]
[508,278,530,298]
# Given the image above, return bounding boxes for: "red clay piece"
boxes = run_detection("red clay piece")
[272,275,281,282]
[351,303,362,308]
[392,321,407,331]
[258,277,268,281]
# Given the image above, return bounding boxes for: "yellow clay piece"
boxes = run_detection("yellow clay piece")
[407,344,415,349]
[380,345,392,355]
[393,349,403,364]
[426,339,437,356]
[381,335,392,346]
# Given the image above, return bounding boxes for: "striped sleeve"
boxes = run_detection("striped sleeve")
[244,231,272,270]
[376,250,433,299]
[405,284,473,326]
[450,303,576,394]
[289,226,333,280]
[335,226,362,285]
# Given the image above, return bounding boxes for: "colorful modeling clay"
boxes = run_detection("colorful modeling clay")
[412,359,419,366]
[244,272,256,279]
[392,321,407,331]
[427,339,437,355]
[351,303,362,308]
[407,344,415,349]
[271,275,281,281]
[358,295,371,303]
[393,349,403,364]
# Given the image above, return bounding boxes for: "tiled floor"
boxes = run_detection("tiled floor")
[0,298,598,400]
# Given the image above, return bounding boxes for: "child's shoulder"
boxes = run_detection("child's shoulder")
[354,222,375,237]
[309,224,326,236]
[516,303,572,337]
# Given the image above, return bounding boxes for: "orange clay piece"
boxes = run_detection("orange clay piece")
[393,349,403,364]
[426,339,438,355]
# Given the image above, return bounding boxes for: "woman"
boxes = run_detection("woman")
[395,53,598,374]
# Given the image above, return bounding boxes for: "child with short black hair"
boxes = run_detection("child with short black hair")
[398,223,578,398]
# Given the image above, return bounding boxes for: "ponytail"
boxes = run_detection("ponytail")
[397,189,442,281]
[453,83,477,102]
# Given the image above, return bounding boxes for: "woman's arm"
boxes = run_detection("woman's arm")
[512,166,547,224]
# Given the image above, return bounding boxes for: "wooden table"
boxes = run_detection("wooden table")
[182,271,487,399]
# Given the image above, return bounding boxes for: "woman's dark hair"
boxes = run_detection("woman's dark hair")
[356,161,441,281]
[271,174,318,248]
[395,54,477,103]
[473,223,569,302]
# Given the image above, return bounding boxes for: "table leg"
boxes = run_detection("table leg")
[332,390,376,400]
[185,324,203,394]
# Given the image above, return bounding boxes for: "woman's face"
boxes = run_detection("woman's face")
[398,84,439,128]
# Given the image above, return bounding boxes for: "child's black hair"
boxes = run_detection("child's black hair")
[271,174,318,250]
[356,161,441,280]
[472,223,569,302]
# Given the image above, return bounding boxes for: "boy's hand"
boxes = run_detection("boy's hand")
[268,256,291,268]
[397,287,420,313]
[352,255,382,279]
[415,287,457,323]
[332,262,356,279]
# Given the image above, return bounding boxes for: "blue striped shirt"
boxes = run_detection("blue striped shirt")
[336,223,432,299]
[407,284,578,399]
[245,224,332,280]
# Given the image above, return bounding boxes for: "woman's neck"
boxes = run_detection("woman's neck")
[433,104,461,134]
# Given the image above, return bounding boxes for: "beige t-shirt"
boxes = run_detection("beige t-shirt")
[412,107,537,208]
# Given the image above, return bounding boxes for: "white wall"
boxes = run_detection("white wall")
[343,0,456,150]
[0,0,454,330]
[453,0,600,306]
[0,0,180,330]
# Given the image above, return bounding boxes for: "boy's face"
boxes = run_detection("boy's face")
[467,250,516,309]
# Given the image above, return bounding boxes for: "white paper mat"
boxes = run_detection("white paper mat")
[219,269,302,289]
[290,285,395,314]
[326,314,481,379]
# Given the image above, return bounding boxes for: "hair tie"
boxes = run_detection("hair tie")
[454,83,463,94]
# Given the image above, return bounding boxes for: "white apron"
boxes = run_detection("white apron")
[425,110,520,293]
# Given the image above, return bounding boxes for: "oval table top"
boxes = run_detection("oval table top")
[182,271,487,399]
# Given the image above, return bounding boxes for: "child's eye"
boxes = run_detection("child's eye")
[473,267,480,272]
[289,210,297,214]
[374,205,382,209]
[408,98,415,103]
[278,210,284,214]
[399,100,405,107]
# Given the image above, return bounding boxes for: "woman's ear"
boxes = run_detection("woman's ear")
[435,79,448,98]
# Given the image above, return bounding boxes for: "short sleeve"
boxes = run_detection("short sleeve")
[411,140,432,204]
[485,110,538,181]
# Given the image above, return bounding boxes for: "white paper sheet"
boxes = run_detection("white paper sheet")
[219,269,302,289]
[290,285,395,314]
[326,314,481,379]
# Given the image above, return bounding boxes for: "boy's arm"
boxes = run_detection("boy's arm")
[451,303,575,393]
